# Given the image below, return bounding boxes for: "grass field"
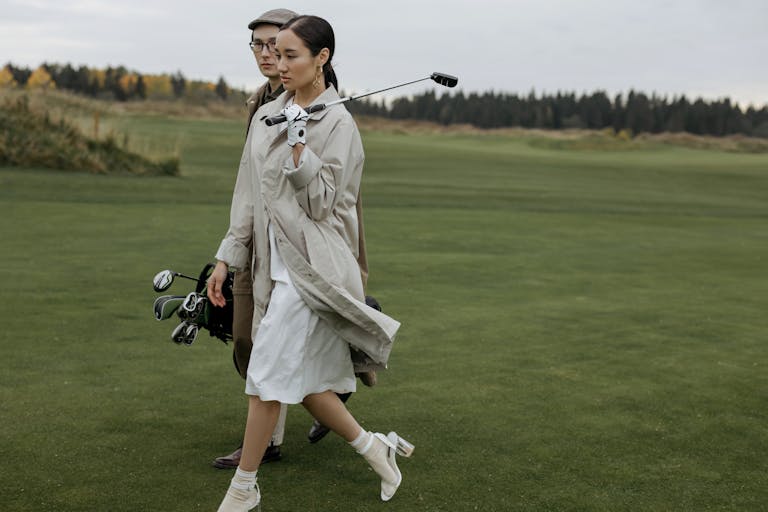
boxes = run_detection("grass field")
[1,110,767,511]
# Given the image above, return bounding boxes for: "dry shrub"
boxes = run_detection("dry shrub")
[0,95,180,175]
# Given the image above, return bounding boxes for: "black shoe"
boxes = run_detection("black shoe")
[308,420,331,444]
[261,444,282,464]
[212,444,281,468]
[212,446,243,469]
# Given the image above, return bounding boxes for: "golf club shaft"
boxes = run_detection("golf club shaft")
[345,76,435,102]
[265,75,449,126]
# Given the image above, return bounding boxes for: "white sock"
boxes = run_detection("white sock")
[349,429,373,453]
[231,467,257,491]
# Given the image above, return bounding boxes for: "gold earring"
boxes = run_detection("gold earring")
[313,67,321,89]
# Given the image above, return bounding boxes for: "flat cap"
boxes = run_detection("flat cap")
[248,8,299,30]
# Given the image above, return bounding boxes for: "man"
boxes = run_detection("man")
[213,7,298,470]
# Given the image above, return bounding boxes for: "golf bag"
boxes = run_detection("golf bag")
[152,264,384,351]
[152,263,233,345]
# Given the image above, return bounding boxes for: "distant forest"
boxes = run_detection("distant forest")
[0,62,242,103]
[4,62,767,138]
[347,90,768,139]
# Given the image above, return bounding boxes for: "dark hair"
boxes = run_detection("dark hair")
[281,15,338,91]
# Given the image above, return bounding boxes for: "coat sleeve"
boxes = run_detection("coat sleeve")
[282,119,363,222]
[215,145,254,271]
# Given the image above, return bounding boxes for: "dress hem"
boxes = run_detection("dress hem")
[244,383,357,404]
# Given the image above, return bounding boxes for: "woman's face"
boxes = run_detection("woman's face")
[275,28,328,92]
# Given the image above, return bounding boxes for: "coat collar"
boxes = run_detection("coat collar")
[303,85,343,122]
[262,85,344,149]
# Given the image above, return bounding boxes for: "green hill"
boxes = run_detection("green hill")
[0,95,179,175]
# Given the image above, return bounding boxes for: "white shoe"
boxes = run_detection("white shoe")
[216,483,260,512]
[359,431,414,501]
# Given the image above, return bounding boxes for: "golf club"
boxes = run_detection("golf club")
[150,264,236,346]
[153,269,200,293]
[171,321,199,345]
[181,323,199,346]
[265,71,459,126]
[171,321,188,344]
[153,295,186,321]
[180,292,206,321]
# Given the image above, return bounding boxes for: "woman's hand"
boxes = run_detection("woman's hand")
[206,260,230,308]
[284,104,309,148]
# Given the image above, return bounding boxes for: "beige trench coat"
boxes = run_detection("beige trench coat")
[215,86,400,370]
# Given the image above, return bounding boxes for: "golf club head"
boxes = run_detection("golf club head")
[180,292,206,321]
[153,295,186,320]
[171,321,199,345]
[181,323,199,346]
[431,72,458,88]
[153,270,176,292]
[171,321,188,344]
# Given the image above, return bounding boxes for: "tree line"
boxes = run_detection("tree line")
[1,62,240,103]
[346,89,768,138]
[4,62,766,138]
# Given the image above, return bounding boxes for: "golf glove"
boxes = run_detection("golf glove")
[283,104,309,147]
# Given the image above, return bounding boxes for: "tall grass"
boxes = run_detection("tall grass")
[0,94,179,175]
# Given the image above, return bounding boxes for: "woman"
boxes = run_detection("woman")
[207,15,412,512]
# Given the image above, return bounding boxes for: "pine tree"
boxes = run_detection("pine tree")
[170,71,186,99]
[136,74,147,99]
[215,76,229,100]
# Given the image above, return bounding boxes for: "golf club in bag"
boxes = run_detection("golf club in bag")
[151,264,234,345]
[152,265,384,347]
[264,71,458,126]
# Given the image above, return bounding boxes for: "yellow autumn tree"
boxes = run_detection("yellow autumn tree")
[90,68,106,89]
[118,73,138,97]
[26,66,56,90]
[185,80,219,101]
[143,74,174,99]
[0,66,18,88]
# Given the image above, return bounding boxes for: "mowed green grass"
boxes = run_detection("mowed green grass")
[1,114,767,512]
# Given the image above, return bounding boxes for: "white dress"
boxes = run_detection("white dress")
[244,223,356,403]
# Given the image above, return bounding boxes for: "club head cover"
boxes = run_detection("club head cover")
[154,295,186,320]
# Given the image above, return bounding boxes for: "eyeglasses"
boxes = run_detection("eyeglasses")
[249,39,276,53]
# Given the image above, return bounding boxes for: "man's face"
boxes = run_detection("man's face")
[251,24,280,79]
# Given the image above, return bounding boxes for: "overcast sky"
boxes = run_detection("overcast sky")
[1,0,766,107]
